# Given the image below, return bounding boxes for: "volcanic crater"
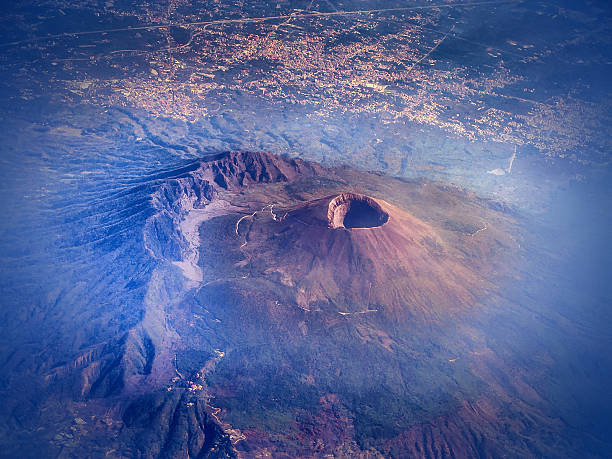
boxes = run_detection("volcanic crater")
[327,193,389,229]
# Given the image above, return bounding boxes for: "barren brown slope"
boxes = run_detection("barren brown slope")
[238,192,489,322]
[169,152,573,458]
[137,152,605,458]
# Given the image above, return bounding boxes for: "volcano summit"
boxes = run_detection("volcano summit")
[235,188,488,323]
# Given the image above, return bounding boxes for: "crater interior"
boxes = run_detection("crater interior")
[328,193,389,229]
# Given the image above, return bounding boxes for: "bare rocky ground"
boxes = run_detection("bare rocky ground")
[0,151,610,458]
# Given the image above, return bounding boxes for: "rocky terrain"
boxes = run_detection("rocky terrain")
[0,151,610,458]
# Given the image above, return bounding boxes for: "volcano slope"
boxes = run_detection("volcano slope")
[157,152,598,458]
[2,151,606,458]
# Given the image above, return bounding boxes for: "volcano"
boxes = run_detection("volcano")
[168,152,546,457]
[4,151,588,459]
